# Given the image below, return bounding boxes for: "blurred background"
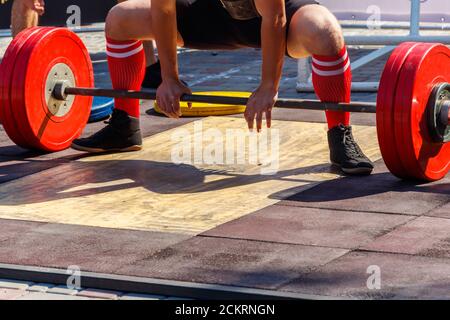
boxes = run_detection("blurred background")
[1,0,450,29]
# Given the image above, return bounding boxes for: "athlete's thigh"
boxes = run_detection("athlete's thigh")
[107,0,154,38]
[108,0,185,45]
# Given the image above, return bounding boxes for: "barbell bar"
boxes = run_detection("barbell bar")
[0,27,449,182]
[55,84,378,114]
[57,82,448,128]
[57,84,449,149]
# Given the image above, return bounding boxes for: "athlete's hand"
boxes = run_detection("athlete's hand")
[23,0,45,15]
[156,78,192,119]
[245,85,277,132]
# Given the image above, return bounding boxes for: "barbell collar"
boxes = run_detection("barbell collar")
[62,86,378,113]
[52,80,70,101]
[439,100,450,126]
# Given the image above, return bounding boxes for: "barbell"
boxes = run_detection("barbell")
[0,27,449,181]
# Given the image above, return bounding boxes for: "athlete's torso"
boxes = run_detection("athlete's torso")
[177,0,315,22]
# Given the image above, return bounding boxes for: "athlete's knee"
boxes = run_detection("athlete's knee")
[105,4,128,39]
[292,5,344,53]
[12,0,33,15]
[13,0,28,10]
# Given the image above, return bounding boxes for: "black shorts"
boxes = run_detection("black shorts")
[176,0,320,53]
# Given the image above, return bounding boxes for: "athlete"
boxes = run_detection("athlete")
[72,0,374,175]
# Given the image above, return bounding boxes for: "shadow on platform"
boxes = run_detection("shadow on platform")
[271,172,450,202]
[0,158,333,205]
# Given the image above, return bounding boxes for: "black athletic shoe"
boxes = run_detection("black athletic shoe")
[71,109,142,153]
[141,60,189,89]
[328,124,374,175]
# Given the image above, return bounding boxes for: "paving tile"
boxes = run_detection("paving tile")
[0,222,190,274]
[18,292,94,300]
[77,288,122,300]
[362,216,450,258]
[116,237,348,290]
[426,202,450,219]
[0,288,28,300]
[280,251,450,299]
[47,285,80,295]
[27,283,55,293]
[0,279,34,290]
[119,293,166,300]
[0,219,47,242]
[203,205,413,249]
[279,161,450,216]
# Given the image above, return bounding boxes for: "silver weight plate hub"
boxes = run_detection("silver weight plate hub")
[45,63,76,117]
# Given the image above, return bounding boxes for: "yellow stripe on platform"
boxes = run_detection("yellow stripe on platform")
[0,117,381,235]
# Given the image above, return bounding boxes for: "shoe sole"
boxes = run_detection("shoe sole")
[70,143,142,154]
[331,162,374,175]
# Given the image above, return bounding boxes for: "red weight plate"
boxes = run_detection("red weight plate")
[11,28,94,151]
[8,27,56,149]
[0,28,31,144]
[392,43,433,179]
[394,43,450,181]
[376,42,422,178]
[0,27,47,148]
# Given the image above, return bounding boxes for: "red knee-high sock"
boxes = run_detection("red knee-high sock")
[312,46,351,129]
[106,38,145,118]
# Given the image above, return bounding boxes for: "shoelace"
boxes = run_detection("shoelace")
[343,129,364,159]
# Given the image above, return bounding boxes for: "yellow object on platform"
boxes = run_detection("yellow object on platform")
[153,91,250,117]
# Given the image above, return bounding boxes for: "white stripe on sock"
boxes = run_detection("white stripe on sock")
[106,45,144,58]
[312,59,351,76]
[312,50,348,67]
[106,40,140,50]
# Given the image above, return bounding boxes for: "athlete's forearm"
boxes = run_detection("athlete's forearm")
[260,11,286,91]
[151,0,179,81]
